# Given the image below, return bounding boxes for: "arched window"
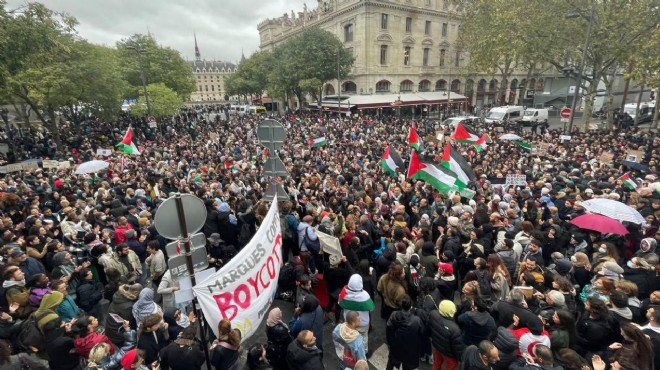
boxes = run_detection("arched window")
[477,79,487,92]
[435,79,447,91]
[419,80,431,92]
[489,79,498,91]
[376,80,391,92]
[400,80,413,92]
[465,79,474,94]
[451,79,461,92]
[342,81,357,93]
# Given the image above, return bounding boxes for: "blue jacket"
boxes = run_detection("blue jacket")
[19,257,45,278]
[56,295,81,321]
[290,305,324,351]
[332,323,366,367]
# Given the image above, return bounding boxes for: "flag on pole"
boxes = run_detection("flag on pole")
[407,150,457,194]
[116,127,141,155]
[409,126,423,151]
[474,134,489,152]
[381,146,405,177]
[441,143,477,190]
[310,136,327,147]
[619,173,638,191]
[450,123,480,143]
[514,140,532,150]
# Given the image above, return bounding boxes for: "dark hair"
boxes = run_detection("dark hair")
[474,296,489,312]
[147,240,160,250]
[586,296,610,320]
[554,310,578,347]
[609,291,628,308]
[246,343,266,369]
[619,322,653,370]
[478,340,495,356]
[1,264,19,281]
[0,340,10,365]
[72,316,92,338]
[50,279,66,291]
[399,294,412,311]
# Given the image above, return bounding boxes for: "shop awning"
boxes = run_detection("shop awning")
[307,91,467,111]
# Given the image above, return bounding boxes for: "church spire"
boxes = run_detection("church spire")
[241,48,246,63]
[194,32,201,61]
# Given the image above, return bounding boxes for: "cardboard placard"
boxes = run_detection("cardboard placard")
[21,162,38,171]
[5,164,23,173]
[599,152,614,166]
[42,160,59,169]
[96,149,112,156]
[58,161,71,169]
[506,174,527,186]
[559,135,572,141]
[625,150,643,163]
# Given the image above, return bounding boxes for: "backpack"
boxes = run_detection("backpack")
[475,269,493,299]
[280,214,298,245]
[17,311,50,352]
[301,227,321,253]
[237,216,252,246]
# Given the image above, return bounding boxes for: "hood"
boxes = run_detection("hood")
[421,241,435,256]
[641,238,657,252]
[493,326,519,352]
[163,307,179,326]
[321,217,333,229]
[389,310,414,327]
[37,291,64,311]
[115,284,140,301]
[218,203,230,213]
[74,332,104,357]
[339,323,360,343]
[467,311,492,326]
[347,274,363,291]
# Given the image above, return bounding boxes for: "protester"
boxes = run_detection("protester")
[210,319,242,370]
[265,307,292,370]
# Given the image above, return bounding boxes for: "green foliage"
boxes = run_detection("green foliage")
[128,83,183,118]
[225,50,272,97]
[116,34,196,100]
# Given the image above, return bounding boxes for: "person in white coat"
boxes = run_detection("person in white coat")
[157,270,179,310]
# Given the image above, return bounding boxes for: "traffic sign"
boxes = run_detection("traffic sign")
[154,194,207,240]
[167,246,209,280]
[560,108,571,119]
[148,116,156,122]
[165,232,206,257]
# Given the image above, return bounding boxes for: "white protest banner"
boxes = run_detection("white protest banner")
[96,148,112,156]
[42,160,59,169]
[559,135,572,141]
[58,161,71,169]
[22,162,38,171]
[506,174,527,186]
[193,199,282,341]
[318,231,342,259]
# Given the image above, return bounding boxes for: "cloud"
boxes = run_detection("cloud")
[5,0,308,62]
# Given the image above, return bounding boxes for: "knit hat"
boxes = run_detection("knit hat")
[599,261,624,279]
[447,216,459,227]
[437,262,454,276]
[438,300,456,318]
[555,259,572,275]
[121,349,138,370]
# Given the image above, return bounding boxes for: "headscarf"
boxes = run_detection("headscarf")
[35,291,64,331]
[267,307,285,328]
[132,288,156,327]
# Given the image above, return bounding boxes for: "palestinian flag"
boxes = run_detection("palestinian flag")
[310,136,326,147]
[451,123,480,143]
[409,126,424,151]
[289,114,301,124]
[407,149,458,194]
[474,134,489,152]
[441,143,476,190]
[116,127,140,155]
[338,283,375,312]
[381,146,405,177]
[514,140,532,150]
[619,173,638,191]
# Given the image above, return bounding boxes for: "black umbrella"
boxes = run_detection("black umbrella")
[620,160,652,173]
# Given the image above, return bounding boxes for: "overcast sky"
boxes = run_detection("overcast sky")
[6,0,308,63]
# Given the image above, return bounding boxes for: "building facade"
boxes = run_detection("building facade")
[257,0,544,111]
[187,35,237,103]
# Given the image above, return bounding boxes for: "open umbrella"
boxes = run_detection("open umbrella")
[74,160,108,175]
[581,198,645,224]
[499,134,522,140]
[570,214,629,235]
[620,160,652,173]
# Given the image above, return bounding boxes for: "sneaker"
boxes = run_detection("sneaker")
[420,355,427,363]
[428,355,433,365]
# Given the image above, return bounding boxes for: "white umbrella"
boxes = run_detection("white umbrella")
[581,198,645,224]
[499,134,522,140]
[74,160,109,175]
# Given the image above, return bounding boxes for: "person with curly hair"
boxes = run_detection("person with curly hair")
[377,263,407,320]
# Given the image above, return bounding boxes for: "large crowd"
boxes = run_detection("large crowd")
[0,107,658,370]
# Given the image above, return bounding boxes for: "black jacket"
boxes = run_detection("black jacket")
[105,287,138,345]
[623,267,652,300]
[576,316,618,354]
[460,345,490,370]
[429,310,465,360]
[492,326,519,370]
[490,300,544,333]
[159,340,206,370]
[75,280,103,312]
[386,310,425,367]
[218,211,239,247]
[286,340,324,370]
[266,323,293,370]
[203,208,222,238]
[47,335,82,370]
[509,357,564,370]
[137,329,167,365]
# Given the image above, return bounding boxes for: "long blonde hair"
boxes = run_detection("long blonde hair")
[88,342,111,364]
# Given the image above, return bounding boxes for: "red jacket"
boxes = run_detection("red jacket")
[114,223,134,244]
[74,332,115,359]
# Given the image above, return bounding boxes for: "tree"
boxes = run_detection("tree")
[225,50,272,101]
[628,24,660,129]
[128,83,183,118]
[116,34,196,100]
[267,27,353,108]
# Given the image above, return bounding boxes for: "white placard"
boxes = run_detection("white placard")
[506,174,527,186]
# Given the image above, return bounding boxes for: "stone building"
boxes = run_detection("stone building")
[188,34,237,103]
[257,0,543,112]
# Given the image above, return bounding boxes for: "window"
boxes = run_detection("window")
[381,13,388,29]
[205,85,208,91]
[419,80,431,92]
[400,80,413,92]
[442,23,448,37]
[342,81,357,93]
[439,49,446,66]
[376,80,391,92]
[425,21,431,35]
[344,24,353,42]
[455,50,460,67]
[404,46,411,66]
[435,80,447,91]
[211,85,214,91]
[443,0,449,9]
[423,48,430,66]
[380,45,388,65]
[405,17,412,33]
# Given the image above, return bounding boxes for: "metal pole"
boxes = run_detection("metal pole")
[174,194,212,369]
[567,9,594,133]
[337,51,341,119]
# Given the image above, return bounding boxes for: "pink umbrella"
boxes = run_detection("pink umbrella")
[570,214,629,235]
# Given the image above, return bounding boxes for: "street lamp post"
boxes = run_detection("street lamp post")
[566,9,595,133]
[336,50,341,120]
[0,108,15,155]
[126,44,153,117]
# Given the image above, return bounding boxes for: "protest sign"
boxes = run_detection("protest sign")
[625,150,643,163]
[58,161,71,169]
[599,152,614,166]
[21,162,38,171]
[318,231,342,259]
[506,174,527,186]
[193,200,282,341]
[42,160,59,169]
[96,148,112,156]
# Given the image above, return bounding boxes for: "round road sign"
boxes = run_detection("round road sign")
[154,194,207,239]
[560,108,571,119]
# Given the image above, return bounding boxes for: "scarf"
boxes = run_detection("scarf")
[339,323,360,343]
[132,288,156,326]
[176,313,191,328]
[267,307,285,328]
[2,279,25,288]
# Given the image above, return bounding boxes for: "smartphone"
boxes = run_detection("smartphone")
[109,313,124,324]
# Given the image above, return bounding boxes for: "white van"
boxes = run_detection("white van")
[441,116,482,128]
[484,106,524,125]
[623,102,650,119]
[522,108,549,125]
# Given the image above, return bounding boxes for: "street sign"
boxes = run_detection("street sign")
[560,107,571,122]
[154,194,207,239]
[148,116,156,122]
[165,232,207,257]
[167,246,209,280]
